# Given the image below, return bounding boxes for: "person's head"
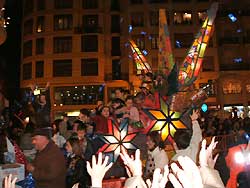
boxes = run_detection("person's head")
[112,98,125,109]
[100,106,110,118]
[125,95,134,108]
[115,88,124,99]
[32,128,52,151]
[146,131,165,151]
[173,130,192,150]
[77,122,87,140]
[65,136,83,157]
[52,119,63,134]
[73,119,82,132]
[39,94,46,104]
[79,108,90,122]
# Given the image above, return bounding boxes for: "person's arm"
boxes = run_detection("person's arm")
[87,152,113,188]
[189,110,202,149]
[153,149,169,170]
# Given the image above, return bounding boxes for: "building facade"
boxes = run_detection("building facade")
[20,0,250,117]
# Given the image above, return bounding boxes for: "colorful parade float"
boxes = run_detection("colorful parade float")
[99,2,219,163]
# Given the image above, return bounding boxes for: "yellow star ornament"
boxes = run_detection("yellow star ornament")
[146,98,186,141]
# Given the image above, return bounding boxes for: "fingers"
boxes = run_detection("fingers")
[135,149,140,161]
[213,153,219,164]
[86,161,92,175]
[92,154,97,168]
[97,152,102,166]
[11,177,17,187]
[104,162,113,173]
[103,155,109,167]
[146,179,152,188]
[168,173,183,188]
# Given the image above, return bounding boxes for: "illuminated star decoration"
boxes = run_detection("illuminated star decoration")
[98,118,138,162]
[145,98,186,141]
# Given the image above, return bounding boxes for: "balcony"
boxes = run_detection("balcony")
[219,63,250,71]
[74,26,103,34]
[105,73,129,81]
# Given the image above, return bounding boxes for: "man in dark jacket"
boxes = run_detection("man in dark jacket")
[26,127,66,188]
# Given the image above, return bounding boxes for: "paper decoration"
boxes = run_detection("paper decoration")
[98,118,137,162]
[145,98,186,141]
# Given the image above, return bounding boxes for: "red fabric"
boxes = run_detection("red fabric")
[103,178,125,188]
[14,142,28,166]
[92,115,109,134]
[226,144,247,188]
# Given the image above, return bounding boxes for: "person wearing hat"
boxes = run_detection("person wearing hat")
[26,127,66,188]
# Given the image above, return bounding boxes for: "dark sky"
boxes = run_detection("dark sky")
[0,0,22,100]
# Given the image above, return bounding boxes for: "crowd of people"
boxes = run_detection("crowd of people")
[1,82,250,188]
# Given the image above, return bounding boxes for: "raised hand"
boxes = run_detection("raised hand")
[87,152,113,187]
[4,174,17,188]
[190,109,199,121]
[146,165,169,188]
[199,137,219,169]
[169,156,203,188]
[120,148,142,177]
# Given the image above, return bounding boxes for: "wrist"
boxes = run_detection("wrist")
[91,179,102,187]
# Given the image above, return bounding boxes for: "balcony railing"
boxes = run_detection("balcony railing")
[74,26,102,34]
[219,63,250,71]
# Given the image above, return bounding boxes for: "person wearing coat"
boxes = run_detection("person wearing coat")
[26,127,66,188]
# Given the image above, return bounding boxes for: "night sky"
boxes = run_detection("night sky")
[0,0,22,100]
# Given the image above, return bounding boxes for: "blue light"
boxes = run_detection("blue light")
[228,13,237,22]
[141,31,147,35]
[201,103,208,112]
[128,25,133,33]
[237,28,242,33]
[125,42,129,47]
[233,58,243,63]
[142,50,148,56]
[176,40,181,48]
[148,35,152,40]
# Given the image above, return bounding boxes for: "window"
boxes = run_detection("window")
[150,11,159,26]
[81,59,98,76]
[82,0,98,9]
[36,38,44,55]
[24,0,34,15]
[223,80,242,94]
[53,60,72,77]
[53,37,72,53]
[130,0,143,4]
[174,11,192,24]
[198,11,207,24]
[24,19,33,35]
[54,85,104,105]
[23,41,32,58]
[202,56,214,71]
[83,15,99,32]
[36,16,45,33]
[37,0,45,10]
[110,0,120,11]
[54,0,73,9]
[133,35,145,50]
[54,15,73,31]
[112,59,121,80]
[151,35,158,49]
[111,37,121,56]
[174,33,193,48]
[131,12,144,27]
[35,61,44,78]
[23,63,32,80]
[148,0,168,3]
[111,15,120,33]
[81,35,98,52]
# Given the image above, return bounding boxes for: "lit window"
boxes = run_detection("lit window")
[151,35,159,49]
[198,11,207,24]
[131,12,144,27]
[54,15,73,31]
[174,11,192,24]
[36,16,45,33]
[223,80,242,94]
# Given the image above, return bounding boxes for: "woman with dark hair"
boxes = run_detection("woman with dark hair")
[145,131,169,179]
[65,136,90,188]
[51,119,66,148]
